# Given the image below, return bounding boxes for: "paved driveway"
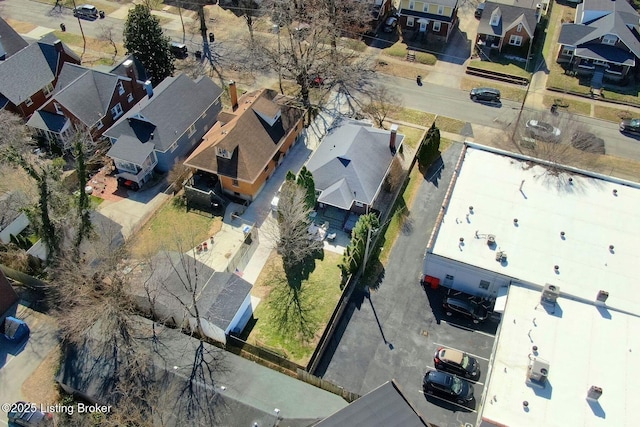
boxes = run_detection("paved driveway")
[316,143,498,427]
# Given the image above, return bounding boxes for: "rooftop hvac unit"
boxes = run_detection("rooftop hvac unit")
[596,290,609,303]
[541,283,560,304]
[528,357,550,383]
[495,251,507,262]
[487,234,496,245]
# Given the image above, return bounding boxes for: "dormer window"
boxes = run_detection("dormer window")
[438,5,444,15]
[216,147,233,159]
[117,81,125,95]
[490,8,501,26]
[409,1,414,10]
[602,34,617,45]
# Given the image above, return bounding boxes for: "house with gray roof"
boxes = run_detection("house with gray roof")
[397,0,459,42]
[305,119,403,215]
[26,58,148,149]
[0,34,79,118]
[557,0,640,82]
[314,380,432,427]
[106,74,223,191]
[476,2,539,54]
[0,17,28,61]
[129,251,252,344]
[57,317,349,426]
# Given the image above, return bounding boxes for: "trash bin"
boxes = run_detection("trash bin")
[209,32,215,43]
[195,50,202,60]
[99,10,105,18]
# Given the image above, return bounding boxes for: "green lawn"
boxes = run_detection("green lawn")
[127,200,222,258]
[387,108,466,134]
[382,42,437,65]
[246,251,343,365]
[542,95,591,116]
[467,59,531,79]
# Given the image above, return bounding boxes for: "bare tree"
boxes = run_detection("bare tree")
[361,86,402,129]
[383,157,404,193]
[99,25,119,64]
[275,180,322,269]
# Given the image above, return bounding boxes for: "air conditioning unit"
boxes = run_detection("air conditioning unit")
[495,251,507,262]
[528,357,550,383]
[596,290,609,303]
[487,234,496,245]
[541,283,560,304]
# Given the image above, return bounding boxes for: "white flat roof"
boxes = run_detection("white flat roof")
[482,285,639,427]
[432,146,640,313]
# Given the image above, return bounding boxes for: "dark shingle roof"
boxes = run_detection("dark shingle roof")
[0,34,78,105]
[131,251,251,332]
[576,43,636,65]
[305,120,404,209]
[477,2,537,37]
[561,0,640,59]
[104,74,223,154]
[315,380,431,427]
[52,63,120,126]
[57,317,348,427]
[25,110,68,132]
[0,17,28,59]
[108,54,148,82]
[184,89,305,183]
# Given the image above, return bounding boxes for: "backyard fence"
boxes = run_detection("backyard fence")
[297,369,360,403]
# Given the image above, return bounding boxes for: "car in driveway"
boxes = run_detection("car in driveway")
[526,120,561,141]
[434,347,480,379]
[383,16,398,33]
[423,370,475,404]
[443,296,489,323]
[619,118,640,135]
[470,87,500,103]
[73,4,98,19]
[8,402,53,426]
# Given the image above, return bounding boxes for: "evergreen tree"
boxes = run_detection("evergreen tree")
[123,5,175,86]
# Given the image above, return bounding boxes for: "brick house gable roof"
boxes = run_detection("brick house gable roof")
[184,89,305,183]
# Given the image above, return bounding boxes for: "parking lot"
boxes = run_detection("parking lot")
[316,143,500,427]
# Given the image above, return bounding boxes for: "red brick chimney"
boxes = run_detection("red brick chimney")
[229,80,238,111]
[389,124,398,153]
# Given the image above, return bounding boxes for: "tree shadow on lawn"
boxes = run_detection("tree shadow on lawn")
[283,248,325,291]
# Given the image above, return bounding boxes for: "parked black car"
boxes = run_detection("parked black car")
[619,118,640,135]
[423,370,475,404]
[383,16,398,33]
[170,42,188,59]
[73,4,98,19]
[434,347,480,379]
[443,297,488,323]
[470,87,500,103]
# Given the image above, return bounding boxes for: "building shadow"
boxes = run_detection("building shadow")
[587,398,605,418]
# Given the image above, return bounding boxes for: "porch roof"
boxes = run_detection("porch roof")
[26,110,68,132]
[575,44,635,66]
[398,9,455,23]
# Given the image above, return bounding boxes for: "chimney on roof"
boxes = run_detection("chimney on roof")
[150,132,154,140]
[54,39,63,53]
[229,80,238,111]
[144,80,153,98]
[123,59,135,80]
[389,124,398,154]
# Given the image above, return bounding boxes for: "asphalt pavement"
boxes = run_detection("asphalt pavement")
[315,142,497,427]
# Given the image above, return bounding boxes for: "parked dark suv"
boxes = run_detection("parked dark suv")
[170,42,188,59]
[434,347,480,379]
[470,87,500,103]
[423,370,475,404]
[73,4,99,19]
[443,296,489,323]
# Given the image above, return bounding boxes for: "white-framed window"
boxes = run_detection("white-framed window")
[354,201,364,207]
[187,123,196,137]
[43,82,54,97]
[127,93,134,103]
[516,23,523,32]
[437,5,444,14]
[200,111,207,120]
[407,16,415,27]
[561,46,574,56]
[25,97,33,107]
[602,34,617,45]
[111,103,123,119]
[117,81,125,95]
[593,59,608,66]
[423,4,429,12]
[95,120,104,130]
[433,21,441,32]
[509,35,523,46]
[54,102,63,115]
[409,1,415,10]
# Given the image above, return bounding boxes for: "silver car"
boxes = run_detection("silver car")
[526,120,561,141]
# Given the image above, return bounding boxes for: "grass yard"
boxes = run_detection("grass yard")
[375,58,430,80]
[127,201,222,259]
[542,94,591,116]
[460,77,527,103]
[593,105,635,122]
[395,125,425,150]
[381,42,437,65]
[467,59,531,79]
[388,108,466,134]
[246,251,343,365]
